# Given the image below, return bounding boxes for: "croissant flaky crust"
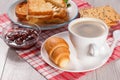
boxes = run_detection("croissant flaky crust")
[45,36,70,68]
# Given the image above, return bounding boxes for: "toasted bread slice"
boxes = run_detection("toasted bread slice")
[27,7,69,24]
[46,0,67,8]
[27,15,68,24]
[46,0,68,19]
[53,8,68,19]
[15,2,27,21]
[28,0,53,16]
[27,0,68,24]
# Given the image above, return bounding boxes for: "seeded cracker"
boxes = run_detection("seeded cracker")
[79,5,120,27]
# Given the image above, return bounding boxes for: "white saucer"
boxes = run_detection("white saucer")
[41,31,112,72]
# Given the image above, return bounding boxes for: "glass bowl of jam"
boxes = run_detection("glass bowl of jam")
[2,26,40,49]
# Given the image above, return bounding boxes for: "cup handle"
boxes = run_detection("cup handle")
[88,44,98,56]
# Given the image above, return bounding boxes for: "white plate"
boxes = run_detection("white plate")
[41,31,112,72]
[7,0,79,30]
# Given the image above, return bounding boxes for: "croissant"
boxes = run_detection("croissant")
[45,36,70,68]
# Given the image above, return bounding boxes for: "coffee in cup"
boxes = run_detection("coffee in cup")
[71,21,105,38]
[68,18,108,59]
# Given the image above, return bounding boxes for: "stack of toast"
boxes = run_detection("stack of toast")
[15,0,69,25]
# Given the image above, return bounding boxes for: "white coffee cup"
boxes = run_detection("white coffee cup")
[68,18,109,59]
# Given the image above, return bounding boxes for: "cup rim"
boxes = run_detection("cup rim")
[68,18,109,39]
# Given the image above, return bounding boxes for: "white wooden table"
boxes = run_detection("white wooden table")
[0,0,120,80]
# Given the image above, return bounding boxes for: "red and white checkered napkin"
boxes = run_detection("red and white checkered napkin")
[0,0,120,80]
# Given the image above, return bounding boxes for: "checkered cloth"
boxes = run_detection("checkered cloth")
[0,0,120,80]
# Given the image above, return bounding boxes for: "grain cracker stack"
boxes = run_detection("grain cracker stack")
[79,5,120,27]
